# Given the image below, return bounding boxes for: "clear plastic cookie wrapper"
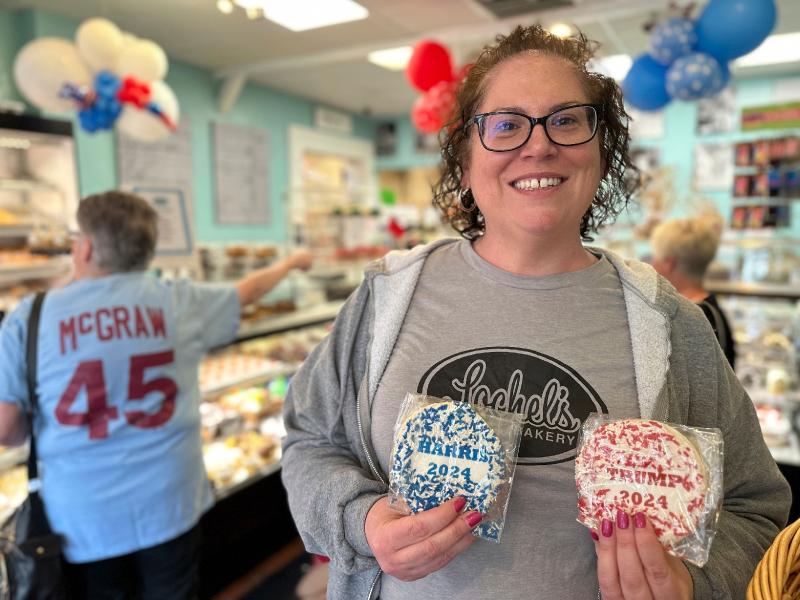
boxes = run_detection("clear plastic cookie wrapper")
[388,393,524,543]
[575,415,724,567]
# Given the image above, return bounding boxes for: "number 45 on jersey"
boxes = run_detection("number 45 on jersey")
[56,350,177,440]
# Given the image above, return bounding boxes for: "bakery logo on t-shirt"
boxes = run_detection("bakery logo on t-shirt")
[417,346,608,465]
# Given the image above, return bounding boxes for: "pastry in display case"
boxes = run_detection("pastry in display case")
[716,295,800,456]
[198,322,332,496]
[217,382,285,426]
[238,324,330,363]
[198,350,287,396]
[756,403,792,448]
[203,428,281,493]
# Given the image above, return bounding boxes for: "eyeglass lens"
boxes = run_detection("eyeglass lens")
[479,106,597,150]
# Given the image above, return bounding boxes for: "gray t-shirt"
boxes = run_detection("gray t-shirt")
[372,240,639,599]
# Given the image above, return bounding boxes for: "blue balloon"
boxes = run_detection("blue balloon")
[94,70,121,100]
[709,61,731,95]
[95,96,122,119]
[695,0,777,62]
[649,18,697,66]
[666,52,727,101]
[78,108,99,133]
[622,54,670,111]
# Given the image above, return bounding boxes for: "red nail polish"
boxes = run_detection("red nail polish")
[601,519,613,537]
[591,531,600,542]
[453,497,467,513]
[465,512,483,528]
[635,512,646,529]
[616,510,629,530]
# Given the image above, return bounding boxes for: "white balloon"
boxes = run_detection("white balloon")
[13,38,92,113]
[76,18,124,72]
[121,32,139,49]
[116,80,179,142]
[116,39,168,82]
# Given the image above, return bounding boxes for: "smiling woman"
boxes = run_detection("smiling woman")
[434,26,638,252]
[280,23,791,600]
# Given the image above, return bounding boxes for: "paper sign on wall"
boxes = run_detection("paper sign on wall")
[212,122,270,225]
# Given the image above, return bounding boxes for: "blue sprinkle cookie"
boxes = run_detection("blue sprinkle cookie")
[390,401,505,517]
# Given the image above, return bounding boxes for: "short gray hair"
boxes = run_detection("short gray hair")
[77,190,158,273]
[651,217,721,280]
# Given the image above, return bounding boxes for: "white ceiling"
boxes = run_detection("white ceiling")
[2,0,799,116]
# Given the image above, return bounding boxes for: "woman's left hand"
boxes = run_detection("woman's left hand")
[594,510,693,600]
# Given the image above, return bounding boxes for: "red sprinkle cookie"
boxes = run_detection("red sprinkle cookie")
[575,419,707,546]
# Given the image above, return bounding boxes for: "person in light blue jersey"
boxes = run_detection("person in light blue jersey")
[0,190,312,599]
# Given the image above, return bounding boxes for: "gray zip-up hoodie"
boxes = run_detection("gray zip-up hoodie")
[282,239,790,600]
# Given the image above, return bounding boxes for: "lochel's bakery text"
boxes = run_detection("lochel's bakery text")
[59,305,166,354]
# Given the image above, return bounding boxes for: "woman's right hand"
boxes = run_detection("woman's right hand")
[365,496,482,581]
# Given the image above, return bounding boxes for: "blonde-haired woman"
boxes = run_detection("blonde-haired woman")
[651,216,735,368]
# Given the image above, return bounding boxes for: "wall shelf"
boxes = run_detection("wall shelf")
[0,225,32,239]
[706,280,800,300]
[0,178,59,193]
[732,196,798,202]
[0,258,70,286]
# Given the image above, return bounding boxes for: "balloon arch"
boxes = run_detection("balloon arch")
[622,0,776,111]
[13,18,179,142]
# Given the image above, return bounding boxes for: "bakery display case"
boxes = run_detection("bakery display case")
[198,319,333,498]
[0,113,78,322]
[708,236,800,459]
[197,311,338,597]
[706,237,800,520]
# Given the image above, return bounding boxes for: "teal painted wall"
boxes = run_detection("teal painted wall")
[0,9,376,243]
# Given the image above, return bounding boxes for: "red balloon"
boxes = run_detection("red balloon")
[411,79,458,134]
[406,40,453,92]
[411,95,440,134]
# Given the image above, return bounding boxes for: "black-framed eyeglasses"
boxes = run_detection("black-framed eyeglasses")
[466,104,601,152]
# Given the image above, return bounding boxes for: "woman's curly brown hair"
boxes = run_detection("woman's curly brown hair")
[432,24,639,241]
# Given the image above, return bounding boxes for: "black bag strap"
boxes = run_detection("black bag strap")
[700,299,728,353]
[25,292,46,484]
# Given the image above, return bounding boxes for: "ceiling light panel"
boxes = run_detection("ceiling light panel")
[258,0,369,32]
[368,46,413,71]
[734,32,800,68]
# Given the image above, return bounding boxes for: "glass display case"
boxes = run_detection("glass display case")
[0,113,79,320]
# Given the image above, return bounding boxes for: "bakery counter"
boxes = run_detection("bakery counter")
[234,300,343,343]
